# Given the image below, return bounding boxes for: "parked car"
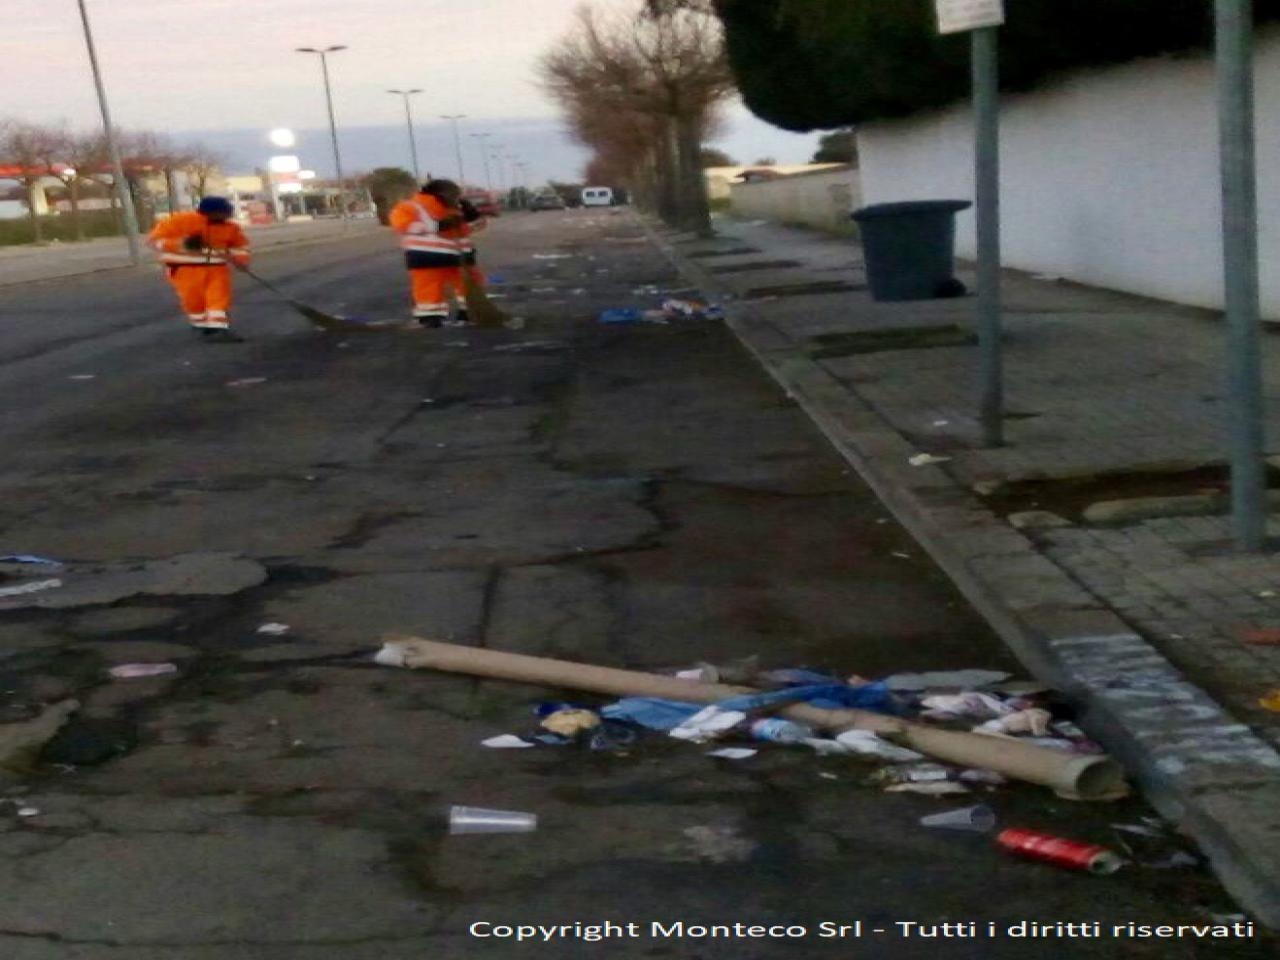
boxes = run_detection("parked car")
[463,189,501,218]
[530,192,567,211]
[582,186,615,207]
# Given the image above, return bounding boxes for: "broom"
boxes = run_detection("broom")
[459,265,510,329]
[233,263,383,333]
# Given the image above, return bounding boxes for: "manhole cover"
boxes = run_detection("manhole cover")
[747,280,867,298]
[708,259,803,274]
[688,247,762,258]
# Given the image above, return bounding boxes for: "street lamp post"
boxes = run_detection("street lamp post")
[296,45,349,222]
[75,0,141,264]
[1216,0,1266,551]
[470,133,493,192]
[388,88,423,181]
[440,114,467,184]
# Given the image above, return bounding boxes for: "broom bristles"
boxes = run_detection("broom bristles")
[460,268,509,328]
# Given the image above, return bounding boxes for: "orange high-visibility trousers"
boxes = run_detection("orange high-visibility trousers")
[409,267,454,320]
[408,266,487,321]
[166,264,233,328]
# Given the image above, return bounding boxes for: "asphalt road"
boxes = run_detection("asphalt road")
[0,211,1272,959]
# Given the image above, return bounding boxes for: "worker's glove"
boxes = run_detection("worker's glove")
[437,215,464,230]
[459,199,482,222]
[182,234,204,252]
[231,253,251,269]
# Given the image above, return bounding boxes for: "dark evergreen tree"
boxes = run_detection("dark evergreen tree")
[714,0,1280,130]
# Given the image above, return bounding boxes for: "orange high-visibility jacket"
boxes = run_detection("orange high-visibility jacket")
[389,193,474,269]
[148,211,250,267]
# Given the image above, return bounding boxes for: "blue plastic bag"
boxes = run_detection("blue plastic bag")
[598,308,642,325]
[601,697,702,731]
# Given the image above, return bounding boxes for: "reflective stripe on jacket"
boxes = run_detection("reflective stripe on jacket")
[147,211,250,267]
[389,193,468,269]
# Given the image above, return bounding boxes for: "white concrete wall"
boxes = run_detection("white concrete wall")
[858,30,1280,317]
[705,164,843,200]
[729,165,862,232]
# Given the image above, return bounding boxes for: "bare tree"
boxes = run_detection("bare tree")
[30,124,94,241]
[183,141,228,201]
[541,2,735,235]
[0,121,60,242]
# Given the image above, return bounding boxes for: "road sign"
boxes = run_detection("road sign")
[936,0,1005,35]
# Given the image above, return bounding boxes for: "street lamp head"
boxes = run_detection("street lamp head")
[325,45,347,52]
[295,47,318,53]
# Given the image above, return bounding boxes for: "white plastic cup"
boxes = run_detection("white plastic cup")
[448,805,538,835]
[919,804,996,833]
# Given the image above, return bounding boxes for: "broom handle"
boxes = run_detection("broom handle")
[233,262,293,301]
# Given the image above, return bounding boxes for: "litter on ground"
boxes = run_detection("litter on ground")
[920,804,996,832]
[481,734,536,750]
[707,747,757,760]
[449,805,538,834]
[109,663,179,680]
[375,637,1122,800]
[0,578,62,598]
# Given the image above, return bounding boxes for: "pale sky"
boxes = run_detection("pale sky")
[1,0,819,180]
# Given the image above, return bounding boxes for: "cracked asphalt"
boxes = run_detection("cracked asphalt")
[0,211,1274,958]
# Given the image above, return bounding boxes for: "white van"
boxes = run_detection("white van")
[581,186,614,207]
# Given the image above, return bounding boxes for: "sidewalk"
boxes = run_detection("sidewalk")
[650,214,1280,925]
[0,218,382,287]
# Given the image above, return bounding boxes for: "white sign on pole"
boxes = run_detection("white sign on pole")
[936,0,1005,35]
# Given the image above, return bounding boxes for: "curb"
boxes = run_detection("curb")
[642,216,1280,927]
[0,223,383,290]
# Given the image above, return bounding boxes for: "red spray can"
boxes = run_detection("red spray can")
[997,828,1123,875]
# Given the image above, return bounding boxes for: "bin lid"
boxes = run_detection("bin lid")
[851,199,972,221]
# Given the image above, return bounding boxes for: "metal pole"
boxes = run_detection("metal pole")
[472,134,493,192]
[1217,0,1266,551]
[441,116,466,184]
[317,52,348,223]
[75,0,141,264]
[452,120,465,184]
[973,26,1004,448]
[403,96,420,181]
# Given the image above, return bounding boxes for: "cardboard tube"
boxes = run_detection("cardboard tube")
[378,636,1125,798]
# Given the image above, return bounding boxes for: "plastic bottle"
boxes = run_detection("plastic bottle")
[747,718,815,743]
